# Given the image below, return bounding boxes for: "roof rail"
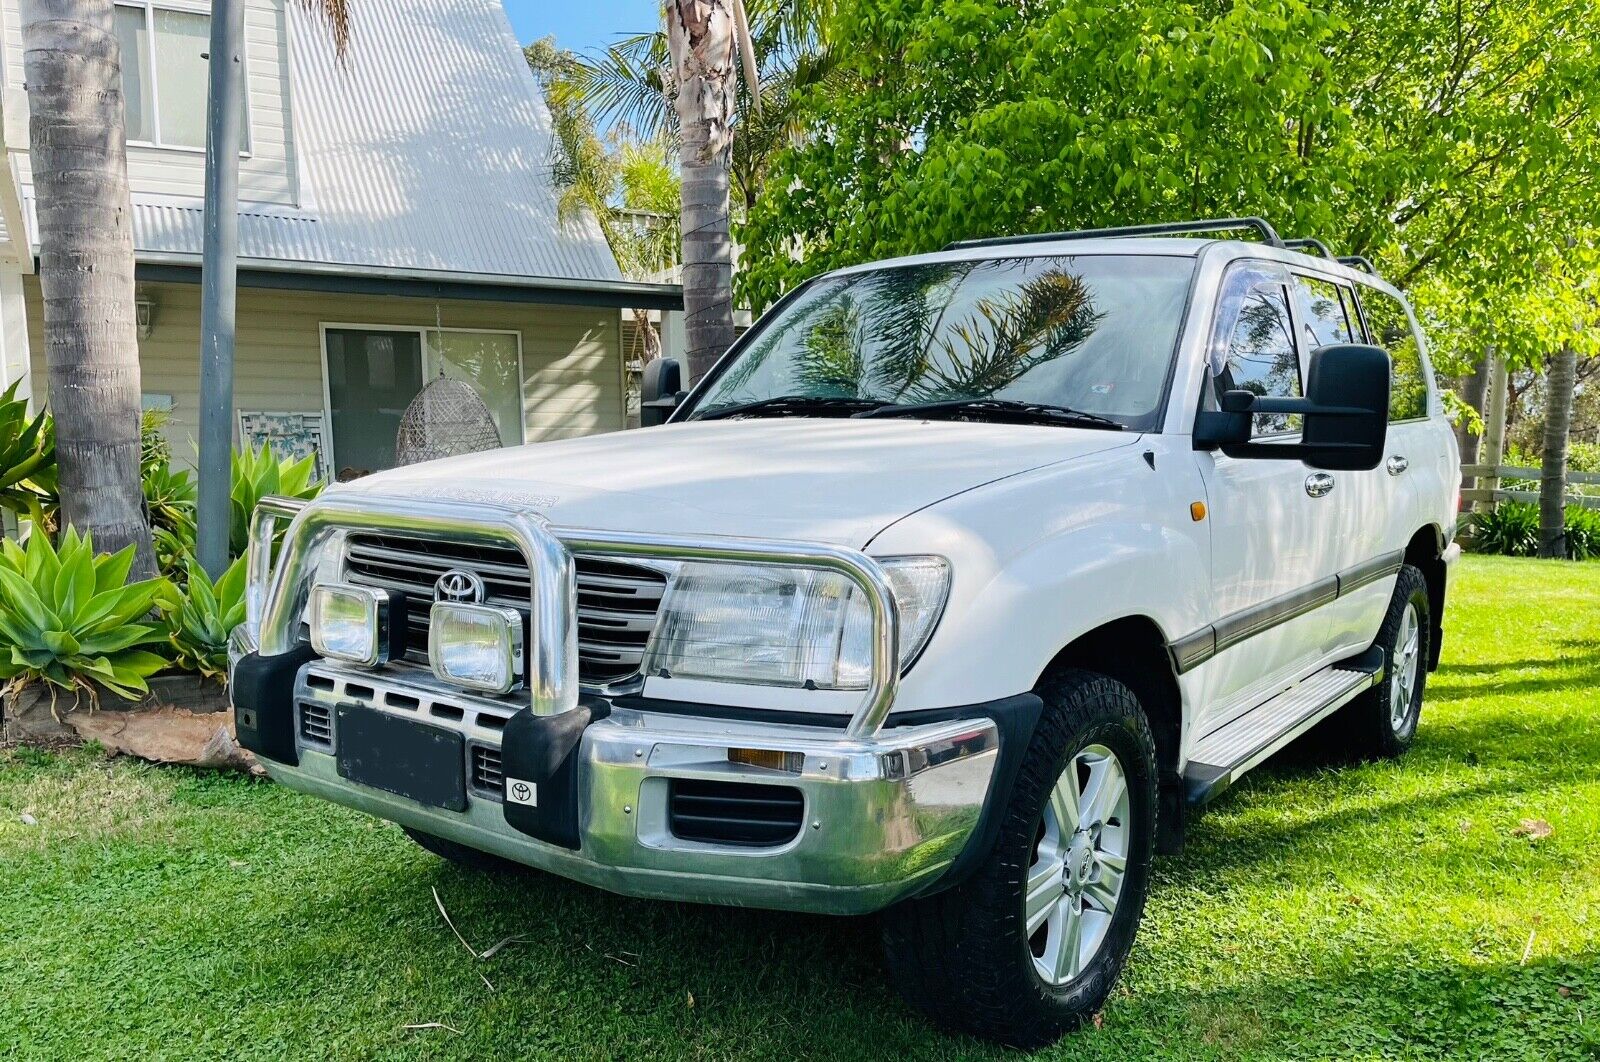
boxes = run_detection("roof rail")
[943,216,1285,252]
[1284,237,1335,259]
[1337,255,1379,275]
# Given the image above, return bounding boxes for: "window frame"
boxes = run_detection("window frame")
[1347,283,1433,425]
[1290,272,1361,352]
[114,0,251,155]
[317,323,528,472]
[1203,259,1309,439]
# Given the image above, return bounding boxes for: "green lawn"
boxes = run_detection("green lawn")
[2,555,1596,1060]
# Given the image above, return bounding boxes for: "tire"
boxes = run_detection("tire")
[881,669,1158,1048]
[402,826,526,873]
[1339,563,1431,760]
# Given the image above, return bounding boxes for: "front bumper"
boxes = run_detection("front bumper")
[243,658,1028,915]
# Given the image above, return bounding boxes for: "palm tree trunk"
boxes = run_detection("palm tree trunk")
[668,0,738,382]
[1538,345,1577,559]
[21,0,155,576]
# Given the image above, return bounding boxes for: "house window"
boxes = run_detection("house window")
[113,2,248,150]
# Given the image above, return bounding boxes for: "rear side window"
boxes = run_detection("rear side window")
[1208,263,1302,436]
[1359,287,1429,421]
[1294,275,1357,349]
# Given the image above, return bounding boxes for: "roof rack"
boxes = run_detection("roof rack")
[1337,255,1379,275]
[1284,237,1335,259]
[943,216,1285,252]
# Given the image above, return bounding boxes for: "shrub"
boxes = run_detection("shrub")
[1471,500,1600,560]
[230,443,322,557]
[1566,505,1600,561]
[0,529,172,705]
[164,554,245,683]
[0,381,55,529]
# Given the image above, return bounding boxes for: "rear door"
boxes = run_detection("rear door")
[1191,261,1337,735]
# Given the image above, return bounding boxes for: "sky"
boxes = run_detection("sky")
[500,0,659,55]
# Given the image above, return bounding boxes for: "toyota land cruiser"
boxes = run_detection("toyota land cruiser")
[231,217,1460,1047]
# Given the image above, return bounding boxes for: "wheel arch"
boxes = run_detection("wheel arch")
[1403,524,1447,671]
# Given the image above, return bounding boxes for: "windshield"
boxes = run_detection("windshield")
[687,254,1195,430]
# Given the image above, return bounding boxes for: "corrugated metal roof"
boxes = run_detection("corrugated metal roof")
[22,0,627,286]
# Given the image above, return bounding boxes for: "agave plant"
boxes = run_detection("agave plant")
[164,554,245,683]
[229,443,323,557]
[0,380,56,530]
[0,528,172,707]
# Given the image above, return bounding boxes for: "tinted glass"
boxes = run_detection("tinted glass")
[326,329,425,479]
[1295,275,1356,349]
[1360,288,1429,421]
[1211,271,1302,435]
[691,255,1195,431]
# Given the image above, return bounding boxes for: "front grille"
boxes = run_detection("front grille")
[667,779,805,847]
[342,532,667,687]
[470,745,503,798]
[299,702,333,748]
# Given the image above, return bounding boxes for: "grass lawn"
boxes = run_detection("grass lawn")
[1,554,1596,1060]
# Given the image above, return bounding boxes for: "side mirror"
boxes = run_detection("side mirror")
[640,358,683,427]
[1193,344,1390,471]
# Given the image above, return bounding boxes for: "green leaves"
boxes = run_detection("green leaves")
[229,443,322,558]
[163,554,246,684]
[0,528,172,702]
[0,380,56,529]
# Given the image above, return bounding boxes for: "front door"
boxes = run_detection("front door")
[1192,261,1338,735]
[324,328,425,479]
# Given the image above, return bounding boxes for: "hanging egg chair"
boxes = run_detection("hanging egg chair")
[395,374,503,466]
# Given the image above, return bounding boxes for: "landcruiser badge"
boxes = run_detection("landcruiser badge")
[505,778,538,807]
[434,568,485,603]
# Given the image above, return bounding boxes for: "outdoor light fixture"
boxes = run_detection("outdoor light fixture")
[308,584,396,667]
[428,602,524,694]
[134,289,155,340]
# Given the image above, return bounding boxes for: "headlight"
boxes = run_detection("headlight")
[308,584,395,667]
[428,602,524,694]
[643,556,950,690]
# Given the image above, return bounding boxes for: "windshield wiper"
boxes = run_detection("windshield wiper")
[697,395,888,420]
[853,398,1124,430]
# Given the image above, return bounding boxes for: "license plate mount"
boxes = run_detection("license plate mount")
[335,705,467,812]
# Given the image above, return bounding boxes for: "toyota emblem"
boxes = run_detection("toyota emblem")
[434,568,486,603]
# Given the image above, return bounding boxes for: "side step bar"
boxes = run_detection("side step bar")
[1184,648,1384,806]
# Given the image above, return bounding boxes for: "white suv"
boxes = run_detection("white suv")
[231,217,1460,1046]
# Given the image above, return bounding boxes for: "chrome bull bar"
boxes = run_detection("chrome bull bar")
[244,493,903,737]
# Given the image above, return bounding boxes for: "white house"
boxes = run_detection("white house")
[0,0,681,477]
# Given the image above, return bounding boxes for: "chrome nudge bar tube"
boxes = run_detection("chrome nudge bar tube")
[248,494,902,737]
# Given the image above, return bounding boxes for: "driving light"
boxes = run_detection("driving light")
[308,584,395,667]
[643,556,950,690]
[429,602,524,694]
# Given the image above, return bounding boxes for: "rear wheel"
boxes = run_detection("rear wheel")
[881,670,1157,1047]
[1339,563,1431,759]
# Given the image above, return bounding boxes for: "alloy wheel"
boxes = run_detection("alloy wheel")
[1390,602,1421,733]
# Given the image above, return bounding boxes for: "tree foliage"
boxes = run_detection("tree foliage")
[739,0,1600,342]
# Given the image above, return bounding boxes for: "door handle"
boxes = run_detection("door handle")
[1305,472,1335,498]
[1386,454,1409,476]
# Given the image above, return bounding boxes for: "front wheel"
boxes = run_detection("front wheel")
[881,670,1158,1048]
[1338,563,1431,760]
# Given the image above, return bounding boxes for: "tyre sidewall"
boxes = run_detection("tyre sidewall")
[1372,565,1432,753]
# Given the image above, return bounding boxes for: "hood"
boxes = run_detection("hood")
[333,419,1137,547]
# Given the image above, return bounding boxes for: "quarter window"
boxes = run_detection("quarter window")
[1294,275,1357,350]
[1208,265,1302,436]
[1359,288,1429,422]
[113,2,248,150]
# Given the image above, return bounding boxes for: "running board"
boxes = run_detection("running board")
[1184,648,1384,806]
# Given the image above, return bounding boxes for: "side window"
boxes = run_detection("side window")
[1208,264,1302,435]
[1359,287,1429,421]
[1294,275,1357,349]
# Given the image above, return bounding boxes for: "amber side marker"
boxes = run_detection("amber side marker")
[1190,501,1207,522]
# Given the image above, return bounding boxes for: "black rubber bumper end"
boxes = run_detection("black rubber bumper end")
[232,645,317,767]
[500,701,608,850]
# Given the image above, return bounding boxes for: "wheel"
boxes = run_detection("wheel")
[402,826,526,873]
[1339,563,1431,759]
[881,669,1158,1048]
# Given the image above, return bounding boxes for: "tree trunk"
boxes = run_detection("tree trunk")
[1454,352,1489,468]
[668,0,738,383]
[1538,345,1577,559]
[21,0,155,576]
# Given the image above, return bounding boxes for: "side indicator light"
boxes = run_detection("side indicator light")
[728,748,805,773]
[1190,501,1207,522]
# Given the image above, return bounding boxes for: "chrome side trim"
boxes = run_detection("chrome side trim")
[253,493,902,737]
[1169,549,1407,674]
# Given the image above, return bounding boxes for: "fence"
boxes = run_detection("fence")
[1460,465,1600,511]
